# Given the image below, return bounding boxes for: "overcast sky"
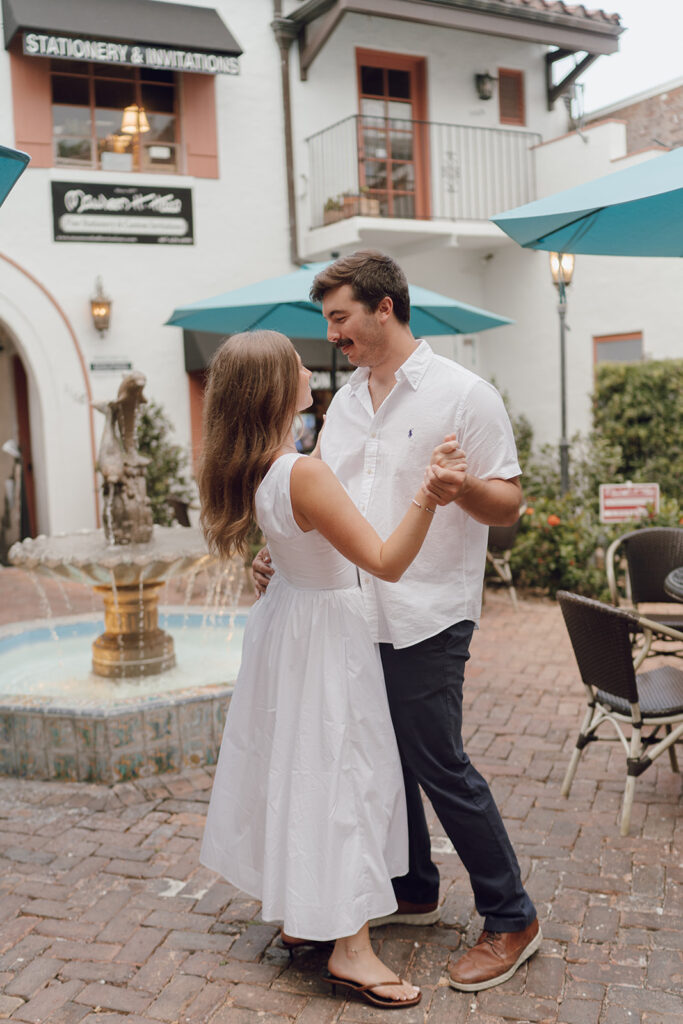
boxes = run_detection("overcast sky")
[578,0,683,113]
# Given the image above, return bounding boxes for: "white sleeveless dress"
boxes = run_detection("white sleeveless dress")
[200,453,408,940]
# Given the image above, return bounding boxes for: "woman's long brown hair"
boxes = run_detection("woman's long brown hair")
[198,330,299,560]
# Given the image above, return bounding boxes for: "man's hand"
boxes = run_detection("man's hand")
[252,545,274,596]
[425,433,468,505]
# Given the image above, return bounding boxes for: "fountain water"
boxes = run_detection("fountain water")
[4,374,245,784]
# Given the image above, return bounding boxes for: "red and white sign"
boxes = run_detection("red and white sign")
[599,483,660,523]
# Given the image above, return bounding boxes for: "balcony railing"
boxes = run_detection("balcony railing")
[306,115,541,230]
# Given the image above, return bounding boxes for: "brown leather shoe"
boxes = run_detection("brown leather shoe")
[370,898,441,927]
[448,919,541,991]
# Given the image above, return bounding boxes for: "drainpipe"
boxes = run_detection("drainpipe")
[271,4,303,266]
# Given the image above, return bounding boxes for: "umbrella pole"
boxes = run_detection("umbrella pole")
[558,284,570,495]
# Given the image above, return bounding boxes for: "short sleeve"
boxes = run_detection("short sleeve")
[456,379,521,481]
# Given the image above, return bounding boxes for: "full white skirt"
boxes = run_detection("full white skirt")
[200,575,408,940]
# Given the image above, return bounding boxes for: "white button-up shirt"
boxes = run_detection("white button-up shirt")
[321,341,521,648]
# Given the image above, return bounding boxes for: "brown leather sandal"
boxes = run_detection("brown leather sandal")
[322,970,422,1008]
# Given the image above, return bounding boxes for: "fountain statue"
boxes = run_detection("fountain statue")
[11,373,214,679]
[97,371,154,546]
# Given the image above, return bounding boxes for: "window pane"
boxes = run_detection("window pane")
[94,78,135,109]
[387,69,410,99]
[390,130,412,161]
[360,66,384,96]
[50,59,88,75]
[55,137,92,165]
[94,108,125,139]
[362,128,387,160]
[361,98,384,120]
[53,104,91,136]
[146,113,176,143]
[364,161,387,190]
[140,68,175,83]
[595,338,643,363]
[391,162,414,190]
[52,75,89,105]
[388,100,411,122]
[141,83,175,113]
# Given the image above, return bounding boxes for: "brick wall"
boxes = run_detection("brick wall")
[588,84,683,153]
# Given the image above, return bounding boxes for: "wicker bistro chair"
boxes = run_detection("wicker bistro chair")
[486,508,526,609]
[557,590,683,835]
[606,527,683,660]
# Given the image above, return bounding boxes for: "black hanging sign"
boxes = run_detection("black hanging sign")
[51,182,194,245]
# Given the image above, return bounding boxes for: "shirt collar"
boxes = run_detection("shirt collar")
[347,339,433,393]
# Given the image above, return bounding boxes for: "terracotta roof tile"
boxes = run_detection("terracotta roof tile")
[496,0,621,26]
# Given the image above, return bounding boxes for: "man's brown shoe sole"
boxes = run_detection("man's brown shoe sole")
[448,925,542,992]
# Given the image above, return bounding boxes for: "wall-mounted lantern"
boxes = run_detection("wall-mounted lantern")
[475,72,497,101]
[91,277,112,335]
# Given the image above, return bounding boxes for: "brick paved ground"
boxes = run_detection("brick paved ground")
[1,570,682,1023]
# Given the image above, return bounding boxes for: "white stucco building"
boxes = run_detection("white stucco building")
[0,0,679,543]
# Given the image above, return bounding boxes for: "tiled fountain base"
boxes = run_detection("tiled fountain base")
[0,685,232,784]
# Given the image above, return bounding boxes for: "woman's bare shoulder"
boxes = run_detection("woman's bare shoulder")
[291,454,335,484]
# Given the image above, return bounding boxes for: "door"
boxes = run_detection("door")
[356,49,429,219]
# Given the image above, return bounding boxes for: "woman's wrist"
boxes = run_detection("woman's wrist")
[413,488,436,514]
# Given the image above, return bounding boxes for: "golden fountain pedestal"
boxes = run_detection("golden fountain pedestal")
[92,582,175,678]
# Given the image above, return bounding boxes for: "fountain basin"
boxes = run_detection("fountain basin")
[0,609,246,784]
[9,526,222,678]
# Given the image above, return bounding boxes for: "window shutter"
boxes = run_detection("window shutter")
[498,69,525,126]
[182,74,219,178]
[10,50,53,167]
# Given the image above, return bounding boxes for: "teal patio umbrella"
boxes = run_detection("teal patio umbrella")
[0,145,30,209]
[491,146,683,257]
[166,262,513,338]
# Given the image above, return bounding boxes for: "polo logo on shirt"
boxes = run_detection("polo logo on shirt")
[408,429,413,438]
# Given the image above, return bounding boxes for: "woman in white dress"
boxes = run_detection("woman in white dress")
[198,330,454,1009]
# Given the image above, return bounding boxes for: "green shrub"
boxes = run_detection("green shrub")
[593,359,683,500]
[136,401,194,526]
[497,366,683,598]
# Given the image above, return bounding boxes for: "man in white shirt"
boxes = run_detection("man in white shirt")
[254,250,539,992]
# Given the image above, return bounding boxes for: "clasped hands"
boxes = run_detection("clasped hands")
[424,433,468,506]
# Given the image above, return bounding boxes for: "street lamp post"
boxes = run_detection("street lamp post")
[549,252,575,495]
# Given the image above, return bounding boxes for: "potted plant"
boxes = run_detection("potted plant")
[358,186,380,217]
[323,196,344,225]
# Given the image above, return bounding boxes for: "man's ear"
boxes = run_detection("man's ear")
[377,296,393,323]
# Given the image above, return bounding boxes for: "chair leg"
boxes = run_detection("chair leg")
[561,746,582,797]
[620,724,643,836]
[561,703,594,797]
[665,725,679,773]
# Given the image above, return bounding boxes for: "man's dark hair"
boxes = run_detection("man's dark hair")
[310,249,410,324]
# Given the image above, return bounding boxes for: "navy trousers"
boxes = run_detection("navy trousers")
[379,620,536,933]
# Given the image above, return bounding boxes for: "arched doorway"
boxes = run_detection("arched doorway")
[0,324,37,558]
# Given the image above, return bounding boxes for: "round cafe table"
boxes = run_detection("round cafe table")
[663,567,683,603]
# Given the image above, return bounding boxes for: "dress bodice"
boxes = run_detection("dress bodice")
[255,453,358,590]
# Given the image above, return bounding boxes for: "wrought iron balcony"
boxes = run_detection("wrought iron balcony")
[306,114,541,230]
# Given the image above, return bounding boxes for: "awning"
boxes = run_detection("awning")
[2,0,242,74]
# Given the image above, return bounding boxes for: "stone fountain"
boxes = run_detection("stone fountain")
[4,374,244,784]
[11,373,212,679]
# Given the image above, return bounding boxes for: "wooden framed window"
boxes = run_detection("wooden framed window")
[356,49,429,219]
[498,68,525,126]
[593,332,643,365]
[50,61,179,173]
[9,49,218,178]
